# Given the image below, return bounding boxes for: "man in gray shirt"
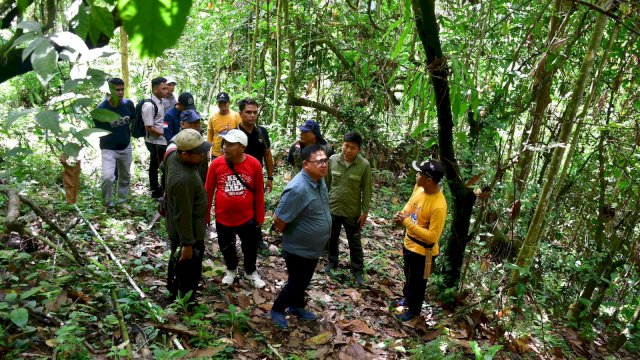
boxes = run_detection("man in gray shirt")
[143,77,168,198]
[270,144,331,330]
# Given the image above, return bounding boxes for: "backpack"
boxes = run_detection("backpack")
[132,99,158,138]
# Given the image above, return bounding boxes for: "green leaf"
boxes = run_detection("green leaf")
[71,6,91,39]
[391,25,410,60]
[89,5,115,45]
[77,128,112,142]
[22,37,46,62]
[411,123,428,137]
[30,39,58,85]
[118,0,194,58]
[514,283,526,298]
[6,109,37,130]
[11,32,39,49]
[20,286,42,300]
[36,110,62,133]
[91,108,122,123]
[10,307,29,328]
[63,143,82,158]
[16,21,42,34]
[49,31,89,54]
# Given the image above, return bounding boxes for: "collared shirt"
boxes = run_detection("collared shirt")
[142,94,167,145]
[275,170,331,259]
[237,123,271,166]
[207,111,241,157]
[327,153,372,217]
[163,107,182,143]
[165,152,207,245]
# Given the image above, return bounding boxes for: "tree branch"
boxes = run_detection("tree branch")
[569,0,640,37]
[288,96,348,120]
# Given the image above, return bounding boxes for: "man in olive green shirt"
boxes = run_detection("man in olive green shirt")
[325,132,372,285]
[166,129,212,303]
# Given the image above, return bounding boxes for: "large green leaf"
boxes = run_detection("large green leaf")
[10,307,29,328]
[36,110,62,133]
[76,128,112,142]
[16,21,42,34]
[89,5,115,45]
[30,39,58,85]
[63,142,82,157]
[90,108,121,123]
[118,0,194,58]
[71,6,91,39]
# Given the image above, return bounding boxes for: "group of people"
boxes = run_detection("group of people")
[92,76,448,330]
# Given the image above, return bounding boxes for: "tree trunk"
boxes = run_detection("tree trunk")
[272,0,282,128]
[285,0,298,129]
[248,0,260,91]
[509,0,611,295]
[120,28,130,98]
[411,0,477,290]
[514,0,572,194]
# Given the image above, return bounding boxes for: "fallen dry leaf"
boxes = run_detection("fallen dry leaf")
[238,292,251,308]
[187,344,227,358]
[342,319,375,335]
[306,332,333,346]
[253,290,265,304]
[341,340,368,360]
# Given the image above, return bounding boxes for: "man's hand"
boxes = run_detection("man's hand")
[179,245,193,262]
[357,212,368,230]
[265,179,273,193]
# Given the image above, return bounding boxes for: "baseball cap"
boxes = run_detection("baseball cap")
[177,92,196,110]
[298,119,320,133]
[175,129,212,153]
[219,129,248,147]
[180,109,201,123]
[165,76,177,85]
[412,159,445,183]
[216,92,230,103]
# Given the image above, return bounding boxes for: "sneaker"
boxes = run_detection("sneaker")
[323,263,337,273]
[244,272,266,289]
[288,307,317,321]
[394,298,408,307]
[221,270,237,286]
[396,311,418,322]
[270,310,289,330]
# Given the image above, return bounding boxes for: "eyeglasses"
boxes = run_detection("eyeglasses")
[307,158,328,166]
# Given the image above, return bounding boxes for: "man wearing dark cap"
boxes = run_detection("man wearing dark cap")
[393,159,447,321]
[165,129,212,304]
[207,92,241,160]
[287,119,333,175]
[164,92,196,143]
[163,109,208,183]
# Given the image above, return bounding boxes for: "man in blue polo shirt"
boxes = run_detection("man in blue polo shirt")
[270,144,331,330]
[163,92,196,143]
[93,77,136,209]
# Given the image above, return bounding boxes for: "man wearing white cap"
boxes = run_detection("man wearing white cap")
[162,76,178,113]
[204,129,266,289]
[165,129,212,304]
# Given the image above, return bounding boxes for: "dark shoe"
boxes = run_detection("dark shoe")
[354,273,365,285]
[323,263,337,273]
[288,307,317,321]
[257,239,268,250]
[394,298,408,307]
[270,310,289,330]
[396,311,418,322]
[151,190,163,199]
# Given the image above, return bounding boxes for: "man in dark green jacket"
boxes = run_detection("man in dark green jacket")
[325,132,372,285]
[166,129,212,303]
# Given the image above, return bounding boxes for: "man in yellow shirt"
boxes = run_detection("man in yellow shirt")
[207,92,241,160]
[393,159,447,321]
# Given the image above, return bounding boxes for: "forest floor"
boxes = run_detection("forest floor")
[1,147,637,359]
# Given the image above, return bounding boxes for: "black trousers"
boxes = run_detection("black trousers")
[216,220,259,274]
[167,239,204,301]
[328,214,364,274]
[402,247,431,315]
[272,251,318,313]
[145,142,167,196]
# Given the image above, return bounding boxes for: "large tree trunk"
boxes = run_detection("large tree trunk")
[248,0,260,91]
[509,0,611,295]
[272,0,282,128]
[411,0,476,290]
[120,28,130,98]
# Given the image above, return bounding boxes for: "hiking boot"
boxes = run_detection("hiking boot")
[396,311,418,322]
[323,262,337,273]
[221,270,237,286]
[244,271,266,289]
[270,310,289,330]
[288,307,317,321]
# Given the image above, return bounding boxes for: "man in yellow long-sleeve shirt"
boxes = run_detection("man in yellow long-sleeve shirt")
[393,159,447,321]
[207,92,241,160]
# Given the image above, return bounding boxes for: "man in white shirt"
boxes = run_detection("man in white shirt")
[143,77,169,198]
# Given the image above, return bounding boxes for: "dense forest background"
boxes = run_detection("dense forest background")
[0,0,639,358]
